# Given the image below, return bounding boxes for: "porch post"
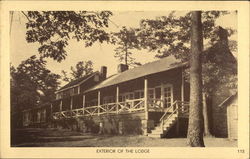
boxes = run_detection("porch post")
[144,78,148,119]
[144,78,148,135]
[181,67,185,102]
[78,86,80,94]
[116,86,119,114]
[98,91,101,116]
[50,103,53,120]
[161,83,164,108]
[181,67,185,112]
[60,100,62,112]
[83,95,85,108]
[70,96,73,110]
[50,103,53,113]
[82,94,85,115]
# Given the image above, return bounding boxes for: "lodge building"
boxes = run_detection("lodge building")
[21,27,238,139]
[21,54,237,139]
[50,56,190,137]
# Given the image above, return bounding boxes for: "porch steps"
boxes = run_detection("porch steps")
[148,114,178,138]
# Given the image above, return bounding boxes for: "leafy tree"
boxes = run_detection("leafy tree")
[61,60,94,82]
[137,11,235,60]
[11,55,60,112]
[112,26,141,66]
[137,11,237,146]
[22,11,113,62]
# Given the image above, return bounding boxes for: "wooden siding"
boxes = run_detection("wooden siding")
[227,98,238,140]
[22,104,52,127]
[211,84,232,137]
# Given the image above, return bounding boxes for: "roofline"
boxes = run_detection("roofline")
[218,92,237,108]
[84,62,188,93]
[55,72,99,94]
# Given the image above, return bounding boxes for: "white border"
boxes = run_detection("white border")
[0,1,249,159]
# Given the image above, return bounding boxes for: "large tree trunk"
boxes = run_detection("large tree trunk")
[203,92,212,136]
[187,11,205,147]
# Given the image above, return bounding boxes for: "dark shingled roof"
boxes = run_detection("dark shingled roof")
[58,72,98,91]
[86,56,187,92]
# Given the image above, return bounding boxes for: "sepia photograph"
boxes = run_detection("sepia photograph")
[0,1,249,159]
[10,10,238,147]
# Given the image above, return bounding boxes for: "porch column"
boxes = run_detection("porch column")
[116,86,119,114]
[60,100,62,112]
[70,96,73,110]
[144,78,148,135]
[144,78,148,119]
[181,68,185,102]
[181,68,185,112]
[50,103,53,114]
[161,83,164,108]
[82,94,85,115]
[83,95,85,108]
[50,103,53,120]
[78,86,80,94]
[98,91,101,116]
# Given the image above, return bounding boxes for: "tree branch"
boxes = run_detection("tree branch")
[21,11,31,22]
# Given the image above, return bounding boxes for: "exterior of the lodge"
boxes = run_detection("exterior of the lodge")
[50,56,190,136]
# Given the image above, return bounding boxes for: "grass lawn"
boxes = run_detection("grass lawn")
[11,128,237,147]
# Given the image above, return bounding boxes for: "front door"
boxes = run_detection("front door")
[162,84,173,111]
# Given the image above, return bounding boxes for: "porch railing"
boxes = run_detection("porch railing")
[159,100,189,130]
[52,99,189,120]
[148,98,164,111]
[52,98,145,119]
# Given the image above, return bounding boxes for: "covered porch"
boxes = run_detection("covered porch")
[52,68,189,120]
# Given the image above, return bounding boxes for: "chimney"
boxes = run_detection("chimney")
[117,64,128,73]
[100,66,107,79]
[217,26,228,45]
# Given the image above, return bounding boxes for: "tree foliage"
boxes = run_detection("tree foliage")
[202,28,237,94]
[137,11,237,92]
[112,26,141,66]
[137,11,235,61]
[11,56,60,111]
[61,60,94,82]
[23,11,113,62]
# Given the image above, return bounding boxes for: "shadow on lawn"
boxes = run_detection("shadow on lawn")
[11,128,97,146]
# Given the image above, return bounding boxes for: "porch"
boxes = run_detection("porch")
[52,67,189,120]
[51,67,190,136]
[52,99,189,119]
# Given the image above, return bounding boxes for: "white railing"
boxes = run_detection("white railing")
[148,98,164,112]
[52,99,189,120]
[159,100,189,130]
[52,98,145,119]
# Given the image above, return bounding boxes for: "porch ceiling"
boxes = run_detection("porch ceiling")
[85,56,187,92]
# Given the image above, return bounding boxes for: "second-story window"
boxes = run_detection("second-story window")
[73,87,78,95]
[56,93,63,99]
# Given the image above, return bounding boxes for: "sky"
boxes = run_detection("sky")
[10,11,237,86]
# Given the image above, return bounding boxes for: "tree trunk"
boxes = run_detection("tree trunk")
[187,11,205,147]
[203,92,212,137]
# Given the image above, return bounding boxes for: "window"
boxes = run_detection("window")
[90,99,98,106]
[56,92,63,99]
[134,90,144,99]
[163,85,173,108]
[103,96,115,104]
[120,92,134,102]
[73,87,79,95]
[148,89,154,99]
[155,87,161,99]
